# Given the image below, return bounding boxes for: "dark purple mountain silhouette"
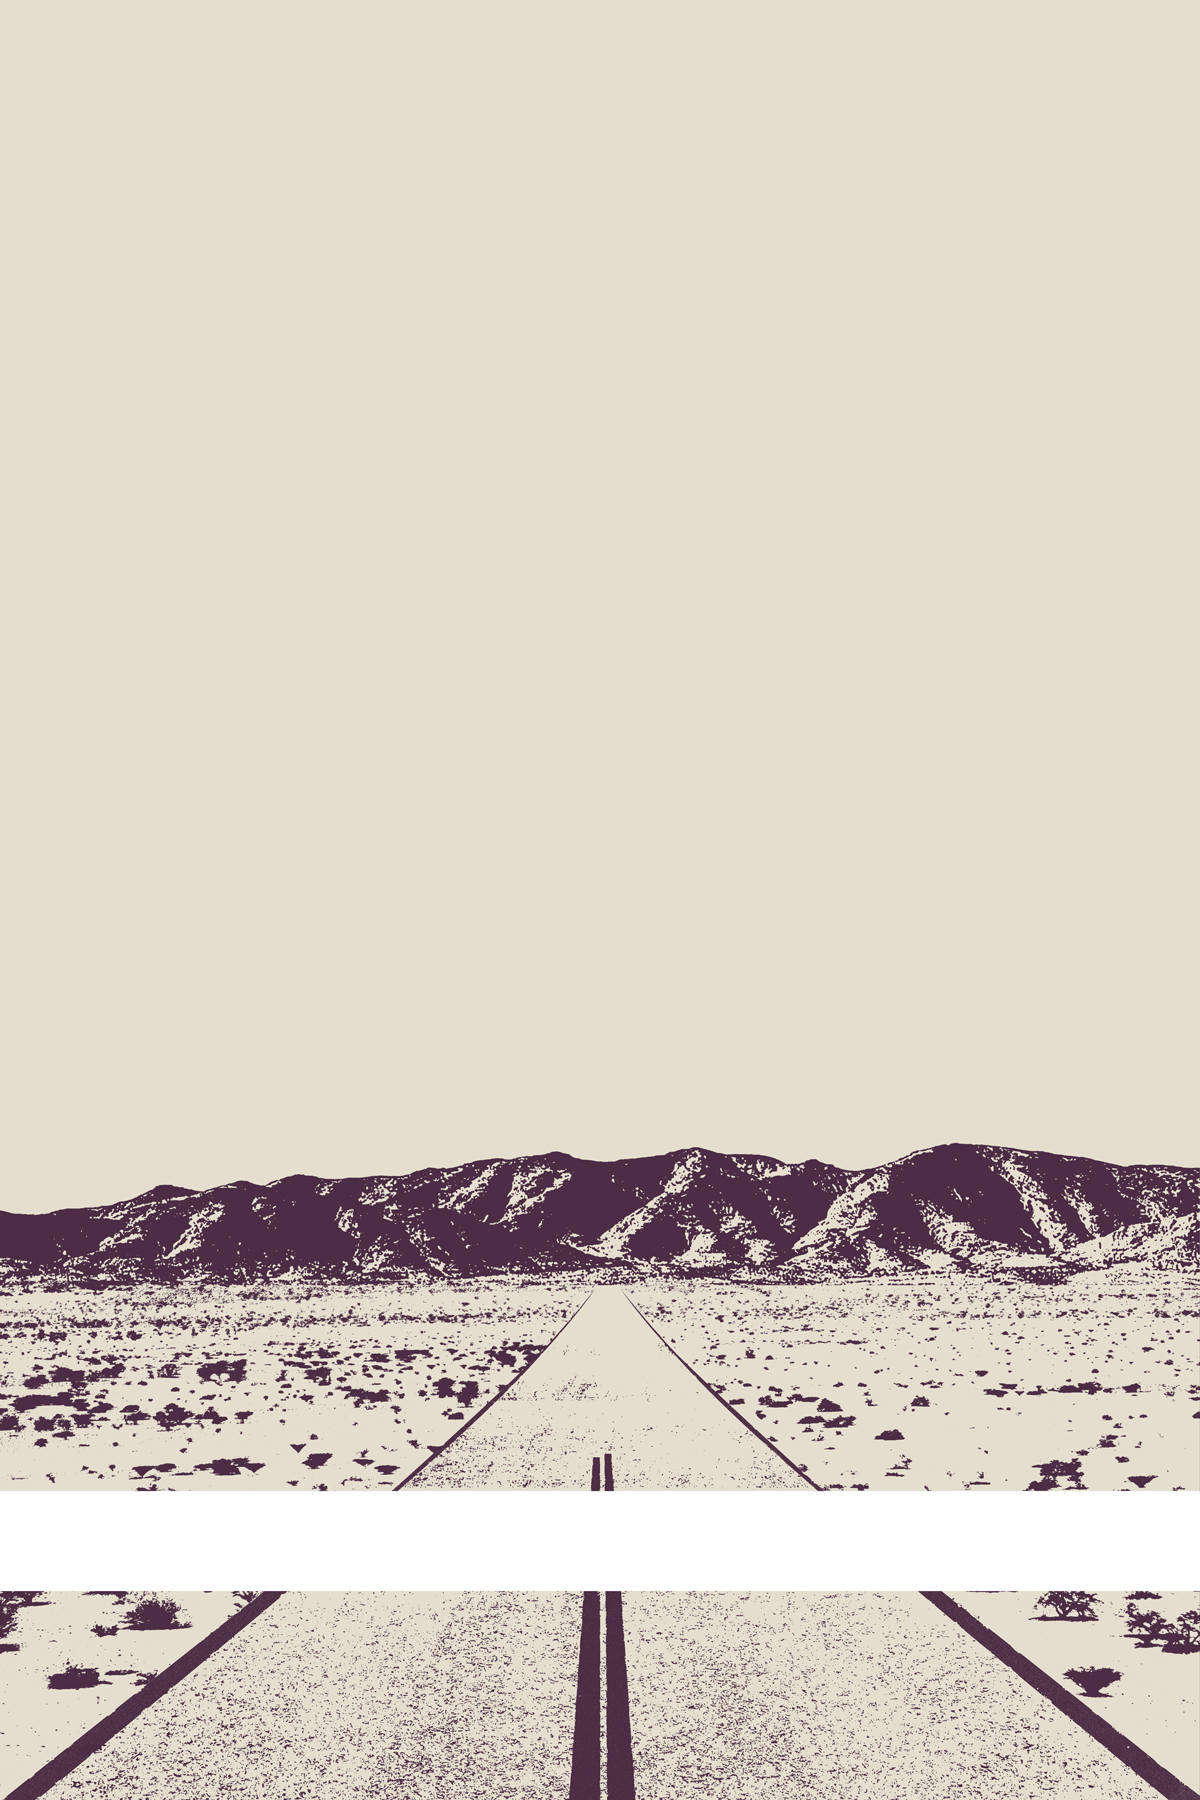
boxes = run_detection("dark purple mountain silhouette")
[0,1145,1195,1282]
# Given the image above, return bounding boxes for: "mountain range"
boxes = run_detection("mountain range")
[1,1144,1196,1282]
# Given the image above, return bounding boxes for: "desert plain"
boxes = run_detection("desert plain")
[0,1268,1194,1491]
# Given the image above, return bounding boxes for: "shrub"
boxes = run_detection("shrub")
[1162,1611,1200,1654]
[194,1457,264,1477]
[1125,1606,1168,1644]
[1027,1460,1086,1491]
[91,1624,118,1637]
[48,1665,100,1689]
[196,1359,247,1384]
[1065,1666,1122,1697]
[123,1594,189,1631]
[0,1593,43,1640]
[1036,1592,1098,1621]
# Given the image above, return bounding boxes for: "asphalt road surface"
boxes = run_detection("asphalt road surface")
[34,1592,579,1800]
[619,1591,1177,1800]
[16,1590,1185,1800]
[401,1287,814,1490]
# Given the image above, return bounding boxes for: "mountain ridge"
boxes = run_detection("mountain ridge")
[1,1143,1197,1282]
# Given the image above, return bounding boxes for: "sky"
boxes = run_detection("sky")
[2,5,1196,1213]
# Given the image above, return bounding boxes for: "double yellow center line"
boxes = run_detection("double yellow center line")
[570,1454,635,1799]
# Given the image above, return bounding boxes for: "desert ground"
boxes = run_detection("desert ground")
[0,1282,576,1492]
[944,1591,1200,1792]
[0,1590,246,1794]
[2,1591,1194,1799]
[645,1268,1199,1490]
[0,1269,1194,1490]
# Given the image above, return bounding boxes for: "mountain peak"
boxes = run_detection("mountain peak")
[1,1144,1195,1282]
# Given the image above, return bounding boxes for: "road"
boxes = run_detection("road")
[22,1592,579,1800]
[15,1591,1182,1800]
[401,1287,814,1489]
[619,1591,1177,1799]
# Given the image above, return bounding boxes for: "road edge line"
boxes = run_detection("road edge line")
[622,1290,824,1489]
[921,1591,1199,1800]
[5,1590,286,1800]
[394,1287,598,1489]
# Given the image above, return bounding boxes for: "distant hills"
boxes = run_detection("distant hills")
[1,1144,1196,1283]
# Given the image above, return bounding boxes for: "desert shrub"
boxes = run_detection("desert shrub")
[123,1594,189,1631]
[196,1358,246,1383]
[232,1592,260,1608]
[1161,1611,1200,1653]
[0,1593,43,1639]
[1028,1460,1086,1492]
[1125,1606,1168,1644]
[1036,1592,1098,1621]
[91,1624,118,1637]
[152,1403,192,1429]
[910,1395,930,1407]
[48,1665,100,1689]
[1065,1666,1122,1697]
[1126,1592,1162,1601]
